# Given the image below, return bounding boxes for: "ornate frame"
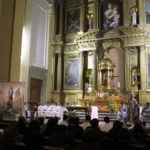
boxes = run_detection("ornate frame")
[100,0,123,31]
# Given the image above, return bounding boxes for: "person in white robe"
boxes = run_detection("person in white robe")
[90,104,99,120]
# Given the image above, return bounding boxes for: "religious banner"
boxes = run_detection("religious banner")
[100,0,123,31]
[0,82,24,116]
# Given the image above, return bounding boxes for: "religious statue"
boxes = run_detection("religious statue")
[87,13,94,30]
[129,6,138,26]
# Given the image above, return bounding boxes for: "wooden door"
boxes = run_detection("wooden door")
[30,78,42,104]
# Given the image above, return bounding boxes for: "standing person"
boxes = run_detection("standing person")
[141,102,150,126]
[131,96,140,123]
[23,102,28,118]
[90,102,99,120]
[59,103,68,122]
[7,87,14,109]
[23,102,31,122]
[120,102,128,124]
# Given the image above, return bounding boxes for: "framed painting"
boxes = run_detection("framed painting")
[145,0,150,24]
[65,8,80,33]
[64,57,80,89]
[100,0,123,31]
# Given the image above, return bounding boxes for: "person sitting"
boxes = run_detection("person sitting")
[99,116,113,133]
[80,115,91,130]
[58,114,68,126]
[82,119,102,142]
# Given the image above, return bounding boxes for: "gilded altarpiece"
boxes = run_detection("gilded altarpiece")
[51,0,150,107]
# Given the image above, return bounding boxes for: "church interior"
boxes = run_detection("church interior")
[1,0,150,149]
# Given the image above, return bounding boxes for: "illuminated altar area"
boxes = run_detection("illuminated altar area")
[80,52,126,113]
[51,0,148,114]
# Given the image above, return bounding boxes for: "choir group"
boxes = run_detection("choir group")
[23,103,68,121]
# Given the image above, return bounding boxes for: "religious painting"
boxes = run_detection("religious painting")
[65,8,80,33]
[64,57,80,89]
[100,0,123,31]
[0,82,24,119]
[145,0,150,24]
[148,54,150,88]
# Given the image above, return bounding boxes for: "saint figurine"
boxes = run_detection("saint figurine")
[130,6,138,26]
[87,13,94,30]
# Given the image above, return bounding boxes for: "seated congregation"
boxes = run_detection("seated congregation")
[0,114,149,150]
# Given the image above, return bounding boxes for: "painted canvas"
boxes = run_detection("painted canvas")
[64,58,80,89]
[0,82,24,115]
[101,0,123,31]
[65,8,80,33]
